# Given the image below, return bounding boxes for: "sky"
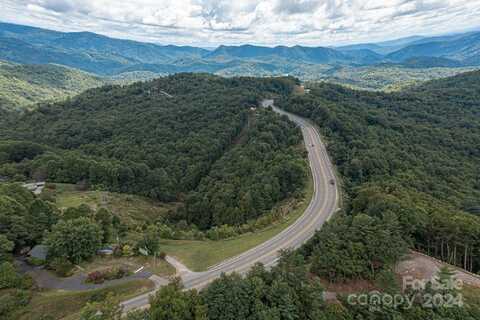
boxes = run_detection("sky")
[1,0,480,47]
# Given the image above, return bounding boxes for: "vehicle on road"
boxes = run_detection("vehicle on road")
[121,100,339,312]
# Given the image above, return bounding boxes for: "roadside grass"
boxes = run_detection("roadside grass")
[160,176,314,271]
[77,255,175,277]
[46,145,314,273]
[11,279,154,320]
[48,183,177,225]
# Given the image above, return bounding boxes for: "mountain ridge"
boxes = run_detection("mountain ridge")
[1,21,479,76]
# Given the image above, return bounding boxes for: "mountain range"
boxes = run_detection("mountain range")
[0,22,479,76]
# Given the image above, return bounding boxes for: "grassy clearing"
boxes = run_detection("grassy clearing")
[47,183,177,225]
[10,279,154,320]
[160,176,314,271]
[77,255,175,277]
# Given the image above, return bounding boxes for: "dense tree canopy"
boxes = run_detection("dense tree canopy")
[0,183,59,250]
[185,109,306,228]
[278,70,480,273]
[142,251,480,320]
[0,74,304,230]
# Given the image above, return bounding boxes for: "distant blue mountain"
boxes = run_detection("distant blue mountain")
[206,44,382,65]
[0,22,208,74]
[386,32,480,64]
[336,35,426,54]
[0,21,478,76]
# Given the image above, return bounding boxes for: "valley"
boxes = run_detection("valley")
[1,14,480,320]
[0,22,479,112]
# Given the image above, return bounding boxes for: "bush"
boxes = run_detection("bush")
[116,266,131,279]
[86,267,131,284]
[206,225,238,240]
[48,257,74,277]
[157,224,174,238]
[206,228,219,240]
[13,289,31,306]
[86,271,105,284]
[27,257,45,266]
[158,252,167,260]
[217,225,237,239]
[0,289,32,317]
[104,267,131,280]
[88,290,108,302]
[122,245,134,257]
[0,292,18,317]
[0,262,20,289]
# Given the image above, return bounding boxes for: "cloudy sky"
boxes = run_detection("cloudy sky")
[1,0,480,46]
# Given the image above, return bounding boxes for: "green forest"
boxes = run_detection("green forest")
[0,61,106,111]
[278,70,480,275]
[104,251,480,320]
[0,74,304,232]
[2,71,480,319]
[117,70,480,320]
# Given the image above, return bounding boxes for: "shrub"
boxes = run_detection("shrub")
[39,190,56,203]
[0,292,18,317]
[48,257,74,277]
[87,267,131,284]
[0,262,20,289]
[13,289,32,306]
[116,266,131,278]
[104,267,130,280]
[158,252,167,260]
[88,290,108,302]
[86,271,105,284]
[206,228,219,240]
[27,257,45,266]
[0,289,31,317]
[217,225,237,239]
[122,245,134,257]
[157,224,174,238]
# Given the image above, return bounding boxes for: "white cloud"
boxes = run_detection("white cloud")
[0,0,479,46]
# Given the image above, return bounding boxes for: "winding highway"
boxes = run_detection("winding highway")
[122,99,339,311]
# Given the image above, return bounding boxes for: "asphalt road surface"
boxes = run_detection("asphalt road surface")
[122,99,339,311]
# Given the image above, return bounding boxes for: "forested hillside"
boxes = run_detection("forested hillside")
[316,65,478,91]
[186,109,306,228]
[128,70,480,320]
[0,74,305,230]
[1,22,478,83]
[0,61,105,110]
[278,70,480,275]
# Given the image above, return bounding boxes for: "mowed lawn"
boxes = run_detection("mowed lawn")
[47,173,313,273]
[160,177,313,271]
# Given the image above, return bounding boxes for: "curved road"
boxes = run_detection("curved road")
[122,99,339,311]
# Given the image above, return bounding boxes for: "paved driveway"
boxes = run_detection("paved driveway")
[16,258,155,291]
